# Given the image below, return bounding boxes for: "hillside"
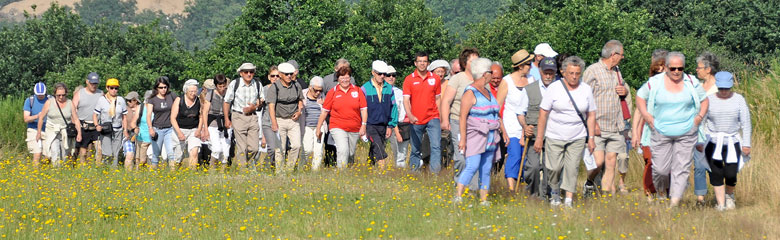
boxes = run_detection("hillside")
[0,0,185,21]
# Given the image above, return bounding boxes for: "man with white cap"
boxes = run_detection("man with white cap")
[301,76,326,170]
[268,62,304,173]
[73,72,105,165]
[223,63,264,170]
[531,43,558,82]
[361,60,398,167]
[23,82,50,166]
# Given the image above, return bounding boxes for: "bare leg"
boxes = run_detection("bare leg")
[601,152,618,194]
[506,178,517,192]
[713,185,726,207]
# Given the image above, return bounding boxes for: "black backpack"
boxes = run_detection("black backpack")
[227,78,264,112]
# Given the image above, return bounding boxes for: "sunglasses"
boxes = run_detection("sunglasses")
[312,89,323,93]
[241,70,255,74]
[55,94,66,97]
[377,72,388,76]
[270,74,280,78]
[282,72,294,76]
[669,67,685,72]
[386,73,396,77]
[157,86,169,89]
[107,86,119,90]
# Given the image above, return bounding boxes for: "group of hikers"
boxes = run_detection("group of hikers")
[22,40,752,211]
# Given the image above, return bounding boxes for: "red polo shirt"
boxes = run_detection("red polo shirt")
[489,83,505,117]
[323,84,367,132]
[402,70,441,125]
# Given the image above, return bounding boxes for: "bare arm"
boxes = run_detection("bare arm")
[36,100,50,139]
[533,109,550,153]
[403,96,416,124]
[458,90,475,152]
[636,96,653,130]
[497,80,508,109]
[586,111,596,153]
[440,86,457,129]
[170,97,182,136]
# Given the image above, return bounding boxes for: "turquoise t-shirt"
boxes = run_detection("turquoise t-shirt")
[637,76,706,137]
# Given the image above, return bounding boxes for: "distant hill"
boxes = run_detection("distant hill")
[0,0,185,21]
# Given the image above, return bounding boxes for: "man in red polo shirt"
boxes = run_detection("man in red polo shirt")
[403,52,443,174]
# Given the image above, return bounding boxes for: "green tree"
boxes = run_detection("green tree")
[75,0,137,25]
[172,0,246,51]
[425,0,507,42]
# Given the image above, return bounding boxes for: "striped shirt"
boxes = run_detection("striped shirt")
[464,86,500,156]
[583,60,627,132]
[705,93,752,147]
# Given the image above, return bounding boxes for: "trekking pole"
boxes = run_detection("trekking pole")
[518,137,530,183]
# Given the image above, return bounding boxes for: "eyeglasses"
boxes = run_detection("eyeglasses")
[241,70,255,74]
[614,52,625,57]
[270,74,280,78]
[107,86,119,90]
[55,94,66,97]
[669,67,685,72]
[157,86,169,89]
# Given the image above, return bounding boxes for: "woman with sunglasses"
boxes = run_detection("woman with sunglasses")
[261,65,281,167]
[93,78,128,167]
[301,76,326,170]
[146,76,179,169]
[636,52,709,208]
[37,83,82,167]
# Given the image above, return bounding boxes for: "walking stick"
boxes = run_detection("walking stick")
[518,137,530,182]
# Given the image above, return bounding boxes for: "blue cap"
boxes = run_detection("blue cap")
[87,72,100,84]
[714,71,734,88]
[34,82,46,96]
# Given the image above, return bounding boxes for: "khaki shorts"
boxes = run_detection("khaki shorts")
[26,128,42,154]
[594,131,626,154]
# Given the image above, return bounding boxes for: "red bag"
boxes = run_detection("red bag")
[616,67,631,120]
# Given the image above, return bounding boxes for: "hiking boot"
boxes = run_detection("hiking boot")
[550,191,562,207]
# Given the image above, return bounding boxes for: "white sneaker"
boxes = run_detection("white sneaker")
[479,201,491,207]
[453,196,463,204]
[715,204,726,212]
[564,200,573,208]
[550,198,561,207]
[725,194,736,210]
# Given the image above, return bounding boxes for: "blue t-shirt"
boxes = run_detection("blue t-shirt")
[23,96,48,130]
[529,63,541,83]
[637,77,706,137]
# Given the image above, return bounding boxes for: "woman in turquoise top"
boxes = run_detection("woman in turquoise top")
[455,58,501,206]
[636,52,709,208]
[136,90,154,168]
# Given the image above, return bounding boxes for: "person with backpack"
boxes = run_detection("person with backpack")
[202,75,232,169]
[223,63,265,170]
[24,82,50,166]
[93,78,128,167]
[267,62,304,173]
[171,79,204,169]
[636,52,709,208]
[72,72,104,165]
[36,83,82,167]
[533,56,597,208]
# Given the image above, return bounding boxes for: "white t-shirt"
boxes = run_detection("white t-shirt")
[393,86,407,122]
[93,96,127,129]
[502,75,529,139]
[539,81,596,141]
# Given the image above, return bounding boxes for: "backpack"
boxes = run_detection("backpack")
[28,95,50,110]
[227,78,263,111]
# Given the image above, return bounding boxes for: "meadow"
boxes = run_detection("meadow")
[0,65,778,239]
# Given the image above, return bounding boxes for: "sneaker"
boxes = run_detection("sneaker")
[550,191,562,207]
[583,180,597,198]
[725,194,736,210]
[564,198,573,208]
[453,196,463,204]
[715,204,726,212]
[479,200,491,207]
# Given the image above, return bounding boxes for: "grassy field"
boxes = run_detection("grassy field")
[0,64,778,239]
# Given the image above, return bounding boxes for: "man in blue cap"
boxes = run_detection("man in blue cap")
[73,72,105,165]
[23,82,50,166]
